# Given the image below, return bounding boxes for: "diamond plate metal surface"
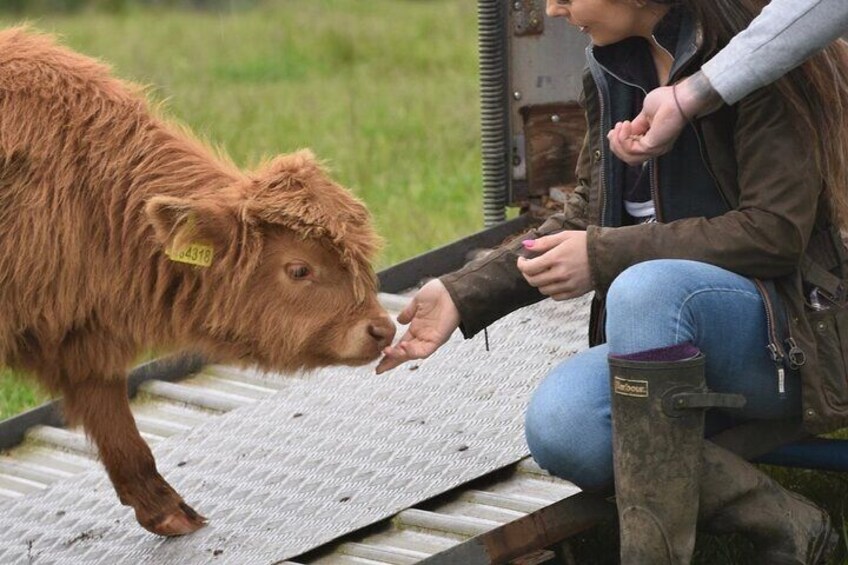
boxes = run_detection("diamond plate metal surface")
[0,296,590,564]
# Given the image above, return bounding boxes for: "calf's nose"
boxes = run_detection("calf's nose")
[368,317,396,349]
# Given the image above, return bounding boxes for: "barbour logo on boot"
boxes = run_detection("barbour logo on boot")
[614,376,649,397]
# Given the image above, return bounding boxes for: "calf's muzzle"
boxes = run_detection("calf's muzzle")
[368,314,396,350]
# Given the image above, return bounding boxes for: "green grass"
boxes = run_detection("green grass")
[0,369,46,420]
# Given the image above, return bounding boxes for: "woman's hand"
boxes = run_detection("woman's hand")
[375,278,460,374]
[607,86,684,166]
[608,72,723,165]
[517,231,592,300]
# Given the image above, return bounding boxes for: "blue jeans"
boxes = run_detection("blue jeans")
[524,260,801,491]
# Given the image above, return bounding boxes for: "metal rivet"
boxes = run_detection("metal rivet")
[806,409,816,417]
[513,91,522,100]
[816,321,827,332]
[513,1,522,9]
[551,114,561,123]
[593,150,601,161]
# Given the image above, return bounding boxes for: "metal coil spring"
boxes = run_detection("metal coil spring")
[478,0,508,227]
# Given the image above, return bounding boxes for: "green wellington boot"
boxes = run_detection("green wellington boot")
[609,345,745,565]
[698,441,838,564]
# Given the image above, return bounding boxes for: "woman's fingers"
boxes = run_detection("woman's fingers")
[517,231,590,298]
[522,231,568,254]
[519,233,567,275]
[522,265,564,288]
[539,281,578,298]
[376,338,410,374]
[396,297,418,325]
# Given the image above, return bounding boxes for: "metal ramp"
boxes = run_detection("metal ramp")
[0,293,607,564]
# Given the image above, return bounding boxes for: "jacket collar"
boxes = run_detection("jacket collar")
[587,6,701,88]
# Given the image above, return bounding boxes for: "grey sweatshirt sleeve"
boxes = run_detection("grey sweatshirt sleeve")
[701,0,848,105]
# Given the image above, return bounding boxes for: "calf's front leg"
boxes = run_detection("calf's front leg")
[61,377,207,536]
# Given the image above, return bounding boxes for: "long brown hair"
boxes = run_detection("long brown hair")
[663,0,848,228]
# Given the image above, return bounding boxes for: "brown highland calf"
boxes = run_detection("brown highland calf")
[0,27,396,536]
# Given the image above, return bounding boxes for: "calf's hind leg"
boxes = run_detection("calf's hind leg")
[61,378,207,536]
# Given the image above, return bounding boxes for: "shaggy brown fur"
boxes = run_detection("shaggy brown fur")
[0,27,395,536]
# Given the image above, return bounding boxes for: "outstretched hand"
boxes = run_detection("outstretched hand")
[517,231,591,301]
[375,278,460,374]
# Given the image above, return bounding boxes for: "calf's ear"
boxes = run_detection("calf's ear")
[145,196,234,255]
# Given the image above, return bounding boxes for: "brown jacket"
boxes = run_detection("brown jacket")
[442,34,847,434]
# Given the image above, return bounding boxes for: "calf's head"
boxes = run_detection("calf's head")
[145,150,396,371]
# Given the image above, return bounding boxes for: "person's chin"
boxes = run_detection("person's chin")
[586,32,605,46]
[590,35,619,47]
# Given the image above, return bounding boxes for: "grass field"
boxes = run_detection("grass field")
[0,3,846,563]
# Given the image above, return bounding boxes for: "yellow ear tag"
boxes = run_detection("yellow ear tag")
[166,243,214,267]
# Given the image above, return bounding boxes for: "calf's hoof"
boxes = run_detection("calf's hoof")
[140,501,208,537]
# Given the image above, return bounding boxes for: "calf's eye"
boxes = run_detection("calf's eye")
[286,262,312,281]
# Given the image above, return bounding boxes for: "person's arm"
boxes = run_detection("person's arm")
[376,132,595,373]
[439,132,593,339]
[609,0,848,165]
[704,0,848,105]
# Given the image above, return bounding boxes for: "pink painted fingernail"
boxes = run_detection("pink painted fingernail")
[522,240,535,248]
